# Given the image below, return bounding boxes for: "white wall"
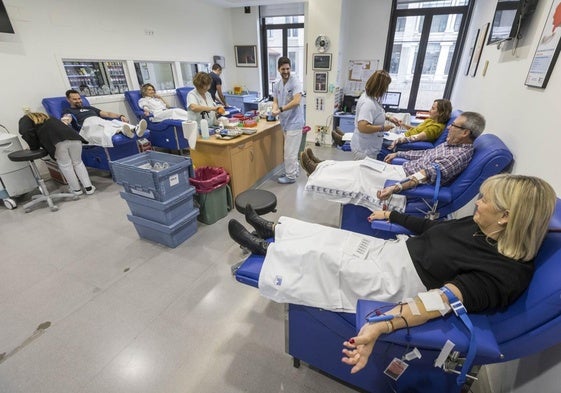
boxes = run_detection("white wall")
[0,0,236,134]
[227,6,262,93]
[451,0,561,194]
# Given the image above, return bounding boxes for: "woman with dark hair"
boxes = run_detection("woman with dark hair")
[388,98,452,150]
[350,70,400,160]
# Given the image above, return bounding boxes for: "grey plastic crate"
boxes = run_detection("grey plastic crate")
[120,186,196,225]
[110,151,194,201]
[127,208,199,248]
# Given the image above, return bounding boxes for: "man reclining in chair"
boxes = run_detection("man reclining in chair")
[228,174,556,374]
[300,111,486,212]
[62,89,147,148]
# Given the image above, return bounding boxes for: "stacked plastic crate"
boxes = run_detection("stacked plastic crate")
[110,151,199,248]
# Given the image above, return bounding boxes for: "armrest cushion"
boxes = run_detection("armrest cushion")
[397,141,434,151]
[356,299,502,361]
[384,180,453,204]
[370,220,413,235]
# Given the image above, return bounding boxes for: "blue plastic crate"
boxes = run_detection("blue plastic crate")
[120,186,196,225]
[110,151,194,201]
[127,208,199,248]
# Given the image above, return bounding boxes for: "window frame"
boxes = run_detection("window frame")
[384,0,475,112]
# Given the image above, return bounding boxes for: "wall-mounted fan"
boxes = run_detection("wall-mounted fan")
[315,35,330,53]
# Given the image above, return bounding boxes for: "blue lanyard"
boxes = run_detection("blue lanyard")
[440,286,476,386]
[432,163,441,206]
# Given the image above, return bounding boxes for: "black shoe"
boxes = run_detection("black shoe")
[245,203,275,239]
[228,219,269,255]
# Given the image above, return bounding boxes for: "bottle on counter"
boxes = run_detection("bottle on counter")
[200,112,210,140]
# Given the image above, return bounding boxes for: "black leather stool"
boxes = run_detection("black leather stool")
[8,149,78,213]
[234,189,277,215]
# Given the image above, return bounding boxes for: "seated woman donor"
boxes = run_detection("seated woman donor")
[387,98,452,150]
[302,111,485,212]
[349,70,400,160]
[228,174,556,348]
[186,72,225,127]
[138,83,190,122]
[19,112,95,196]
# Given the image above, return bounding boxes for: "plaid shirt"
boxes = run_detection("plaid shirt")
[398,142,474,185]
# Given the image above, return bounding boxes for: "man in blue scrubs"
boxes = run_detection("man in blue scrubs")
[272,57,305,184]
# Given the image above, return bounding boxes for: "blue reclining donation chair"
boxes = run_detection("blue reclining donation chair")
[124,90,188,151]
[41,96,147,172]
[341,133,513,236]
[233,199,561,393]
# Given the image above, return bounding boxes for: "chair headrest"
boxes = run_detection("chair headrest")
[176,86,194,109]
[123,91,144,119]
[549,198,561,231]
[41,96,91,119]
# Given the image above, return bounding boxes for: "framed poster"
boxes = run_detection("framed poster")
[234,45,257,67]
[312,53,332,70]
[469,23,489,77]
[314,71,328,93]
[525,0,561,88]
[464,29,480,76]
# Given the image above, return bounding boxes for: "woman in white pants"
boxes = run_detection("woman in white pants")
[19,112,95,195]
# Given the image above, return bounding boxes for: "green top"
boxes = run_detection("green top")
[404,118,445,141]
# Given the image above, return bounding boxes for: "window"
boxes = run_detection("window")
[384,0,473,112]
[62,59,129,96]
[259,11,304,96]
[134,61,175,90]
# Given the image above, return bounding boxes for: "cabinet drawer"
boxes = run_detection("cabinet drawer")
[339,118,355,133]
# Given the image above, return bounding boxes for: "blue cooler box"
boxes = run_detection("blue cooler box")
[110,151,194,201]
[120,186,196,225]
[127,208,199,248]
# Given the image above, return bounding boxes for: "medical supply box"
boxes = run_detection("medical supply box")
[127,208,199,248]
[119,186,196,225]
[110,151,194,201]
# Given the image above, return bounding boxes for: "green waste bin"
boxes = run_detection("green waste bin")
[194,183,232,224]
[190,167,232,225]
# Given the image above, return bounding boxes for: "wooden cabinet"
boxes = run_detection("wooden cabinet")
[230,141,255,193]
[189,122,283,197]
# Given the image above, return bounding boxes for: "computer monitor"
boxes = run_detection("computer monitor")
[342,95,359,114]
[380,91,401,107]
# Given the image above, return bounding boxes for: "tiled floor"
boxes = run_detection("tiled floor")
[0,144,363,393]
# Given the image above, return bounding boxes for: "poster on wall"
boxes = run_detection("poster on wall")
[469,23,489,77]
[464,29,480,76]
[525,0,561,88]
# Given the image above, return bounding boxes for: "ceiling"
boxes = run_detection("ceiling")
[201,0,307,8]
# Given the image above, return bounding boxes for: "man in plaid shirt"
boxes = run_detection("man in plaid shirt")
[303,112,485,211]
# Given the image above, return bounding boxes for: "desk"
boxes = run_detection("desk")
[334,112,355,133]
[189,121,283,198]
[224,93,259,113]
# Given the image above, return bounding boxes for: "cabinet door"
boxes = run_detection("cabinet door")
[253,126,283,177]
[230,141,255,197]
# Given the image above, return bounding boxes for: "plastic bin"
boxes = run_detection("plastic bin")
[189,167,229,193]
[110,151,194,201]
[195,184,232,225]
[127,208,199,248]
[120,186,196,225]
[190,167,232,225]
